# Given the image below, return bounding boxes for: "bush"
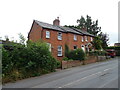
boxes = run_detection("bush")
[88,50,107,56]
[56,60,61,68]
[67,48,86,61]
[2,41,58,83]
[65,44,69,57]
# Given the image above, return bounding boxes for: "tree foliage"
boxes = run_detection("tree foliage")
[98,32,109,49]
[77,15,101,36]
[2,39,59,83]
[66,48,86,60]
[64,15,109,50]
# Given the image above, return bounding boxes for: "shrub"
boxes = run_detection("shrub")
[56,60,61,68]
[65,44,69,57]
[63,57,69,61]
[67,48,86,61]
[88,50,107,56]
[2,41,58,83]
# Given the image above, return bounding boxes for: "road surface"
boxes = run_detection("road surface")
[2,57,119,88]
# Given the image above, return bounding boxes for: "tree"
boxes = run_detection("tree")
[77,16,86,30]
[18,33,26,45]
[98,32,109,49]
[5,35,9,41]
[91,20,101,36]
[77,15,101,36]
[91,36,102,50]
[64,15,108,50]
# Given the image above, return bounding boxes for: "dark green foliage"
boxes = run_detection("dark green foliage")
[77,15,101,36]
[88,50,107,56]
[2,41,58,83]
[91,36,102,50]
[65,44,69,57]
[98,32,109,49]
[56,60,61,68]
[67,48,86,61]
[64,15,109,50]
[63,57,69,61]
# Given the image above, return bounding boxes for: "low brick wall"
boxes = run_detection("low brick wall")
[62,56,108,69]
[83,56,97,64]
[67,60,83,68]
[62,60,83,69]
[97,56,107,61]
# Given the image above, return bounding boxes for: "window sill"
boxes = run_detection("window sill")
[57,55,63,57]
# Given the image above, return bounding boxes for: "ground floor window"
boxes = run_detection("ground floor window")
[58,45,62,56]
[81,45,85,52]
[74,45,77,50]
[47,43,51,52]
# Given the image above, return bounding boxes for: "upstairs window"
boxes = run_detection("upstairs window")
[47,43,51,52]
[74,35,77,41]
[46,31,50,38]
[91,37,93,41]
[74,45,77,50]
[58,46,62,56]
[58,32,62,40]
[82,36,84,42]
[85,36,88,41]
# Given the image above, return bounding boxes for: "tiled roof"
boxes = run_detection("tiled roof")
[58,26,83,35]
[35,20,65,32]
[34,20,94,36]
[71,27,95,37]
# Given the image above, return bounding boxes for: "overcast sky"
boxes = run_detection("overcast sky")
[0,0,119,46]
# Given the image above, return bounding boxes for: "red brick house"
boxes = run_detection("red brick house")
[28,18,94,60]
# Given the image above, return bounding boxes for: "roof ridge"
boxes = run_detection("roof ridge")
[34,20,94,36]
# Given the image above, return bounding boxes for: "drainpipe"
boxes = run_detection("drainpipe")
[41,28,43,40]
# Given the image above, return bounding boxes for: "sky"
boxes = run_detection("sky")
[0,0,119,46]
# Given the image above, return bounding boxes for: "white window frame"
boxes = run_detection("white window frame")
[58,45,62,56]
[81,45,85,52]
[85,36,88,42]
[47,43,51,52]
[91,37,93,41]
[46,31,50,38]
[74,35,77,41]
[82,36,84,42]
[58,32,62,40]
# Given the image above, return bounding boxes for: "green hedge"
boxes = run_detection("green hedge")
[88,50,107,56]
[67,48,86,61]
[2,41,59,83]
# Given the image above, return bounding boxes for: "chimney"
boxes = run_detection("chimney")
[82,26,87,32]
[53,17,60,26]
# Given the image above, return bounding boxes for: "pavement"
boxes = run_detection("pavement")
[2,57,119,88]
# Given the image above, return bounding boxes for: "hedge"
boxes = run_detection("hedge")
[2,41,59,83]
[88,50,107,56]
[67,48,86,61]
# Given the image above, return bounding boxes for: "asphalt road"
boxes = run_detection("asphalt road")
[3,57,119,88]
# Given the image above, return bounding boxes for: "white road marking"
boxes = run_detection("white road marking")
[58,66,118,88]
[104,68,111,71]
[59,71,101,88]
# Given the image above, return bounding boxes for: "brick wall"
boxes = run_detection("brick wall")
[61,56,107,69]
[28,21,94,60]
[28,21,42,42]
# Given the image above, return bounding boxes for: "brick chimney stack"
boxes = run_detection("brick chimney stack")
[53,17,60,26]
